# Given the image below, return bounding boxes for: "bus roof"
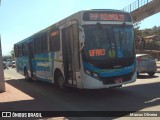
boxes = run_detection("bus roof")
[14,9,131,45]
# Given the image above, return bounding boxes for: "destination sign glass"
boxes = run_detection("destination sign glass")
[83,11,132,22]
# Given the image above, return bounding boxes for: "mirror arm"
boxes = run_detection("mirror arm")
[79,26,85,51]
[79,42,84,51]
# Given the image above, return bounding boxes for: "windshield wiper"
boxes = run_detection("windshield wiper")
[106,28,112,50]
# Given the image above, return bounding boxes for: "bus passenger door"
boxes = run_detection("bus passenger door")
[28,42,35,77]
[61,23,80,86]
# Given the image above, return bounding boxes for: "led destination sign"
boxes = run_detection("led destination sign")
[83,11,132,22]
[50,30,59,37]
[89,13,124,21]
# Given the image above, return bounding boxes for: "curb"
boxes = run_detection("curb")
[156,71,160,73]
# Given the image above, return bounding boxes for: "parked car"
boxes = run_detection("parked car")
[136,54,157,76]
[12,61,16,68]
[6,61,13,67]
[6,60,15,68]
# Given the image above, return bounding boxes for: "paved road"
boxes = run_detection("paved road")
[1,68,160,119]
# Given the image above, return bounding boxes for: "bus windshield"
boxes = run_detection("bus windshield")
[83,24,134,60]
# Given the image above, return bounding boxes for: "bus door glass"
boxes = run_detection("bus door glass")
[61,23,79,85]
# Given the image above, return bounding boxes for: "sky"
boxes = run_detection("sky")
[0,0,160,56]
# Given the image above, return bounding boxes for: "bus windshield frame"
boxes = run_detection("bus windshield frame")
[82,24,134,61]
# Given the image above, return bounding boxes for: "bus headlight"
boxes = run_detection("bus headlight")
[85,70,91,75]
[92,72,99,78]
[85,70,99,79]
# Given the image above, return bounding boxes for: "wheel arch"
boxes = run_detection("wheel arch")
[53,68,63,84]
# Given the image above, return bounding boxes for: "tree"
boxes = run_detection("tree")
[134,27,142,37]
[152,26,158,35]
[143,29,151,36]
[2,55,12,62]
[10,49,14,59]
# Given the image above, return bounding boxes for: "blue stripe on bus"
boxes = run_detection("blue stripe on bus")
[83,61,135,78]
[34,53,54,71]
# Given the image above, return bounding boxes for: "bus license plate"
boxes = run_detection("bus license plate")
[114,78,123,83]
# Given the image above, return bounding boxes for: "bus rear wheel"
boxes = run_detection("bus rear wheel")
[56,72,65,89]
[148,72,155,77]
[24,70,31,81]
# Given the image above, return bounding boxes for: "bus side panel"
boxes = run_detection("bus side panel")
[46,52,54,81]
[34,53,53,82]
[16,56,29,75]
[52,51,64,83]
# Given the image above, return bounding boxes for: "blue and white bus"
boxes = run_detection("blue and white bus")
[14,9,136,89]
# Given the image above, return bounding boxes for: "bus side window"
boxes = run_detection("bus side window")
[24,43,28,56]
[34,37,41,54]
[22,43,28,56]
[18,45,22,57]
[41,34,48,53]
[50,30,60,52]
[14,45,18,57]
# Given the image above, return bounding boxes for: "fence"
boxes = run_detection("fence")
[122,0,152,13]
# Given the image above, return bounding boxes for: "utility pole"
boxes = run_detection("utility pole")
[0,35,5,92]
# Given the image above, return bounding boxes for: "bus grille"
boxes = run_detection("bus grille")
[101,73,133,85]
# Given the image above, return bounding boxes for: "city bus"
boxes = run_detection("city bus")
[14,9,136,89]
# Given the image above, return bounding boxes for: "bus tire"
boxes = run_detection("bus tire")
[24,70,31,81]
[56,72,66,89]
[148,72,155,77]
[137,72,139,76]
